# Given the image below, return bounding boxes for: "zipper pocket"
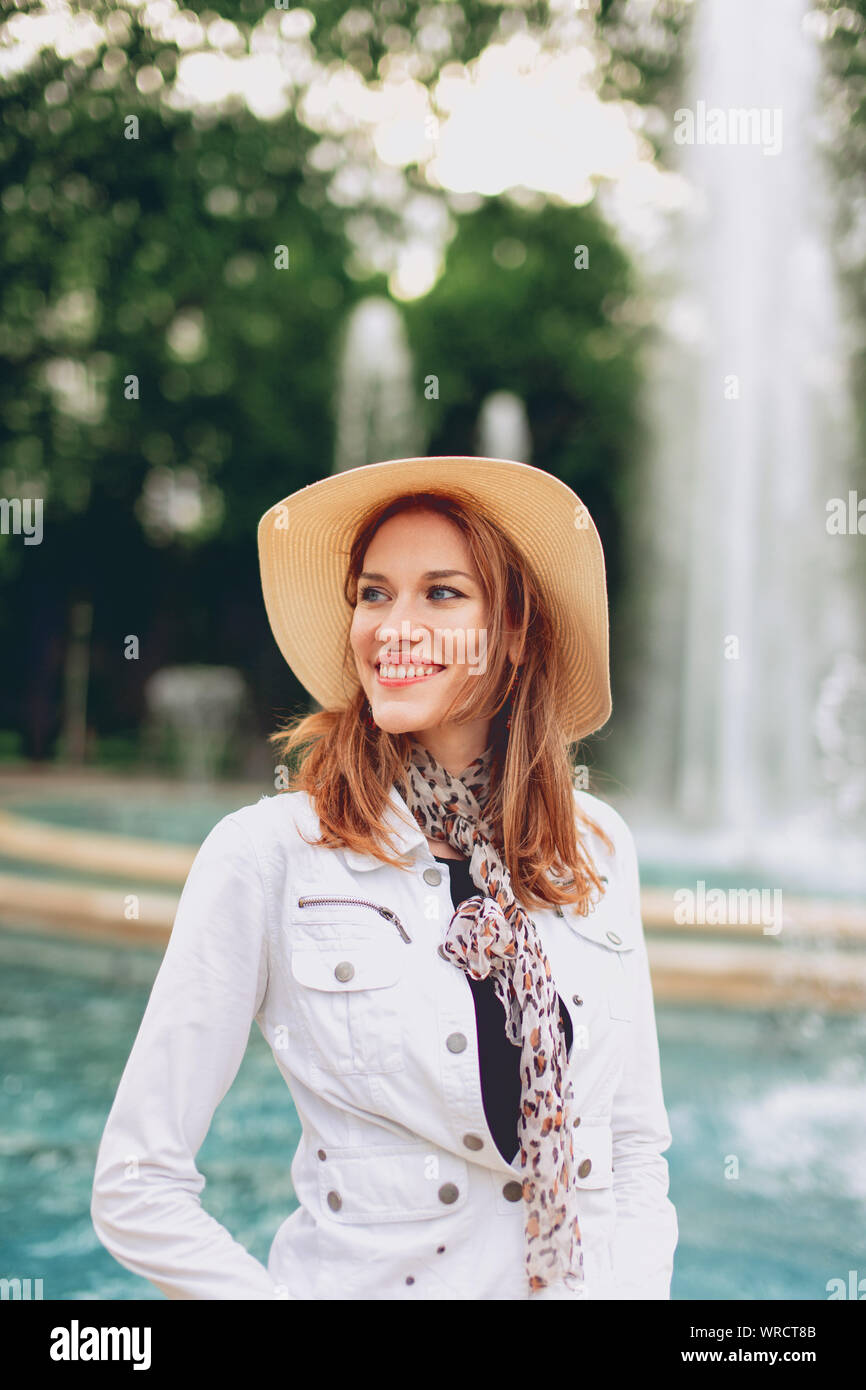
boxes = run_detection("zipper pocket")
[297,895,412,944]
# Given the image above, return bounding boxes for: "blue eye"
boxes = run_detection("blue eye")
[358,585,464,603]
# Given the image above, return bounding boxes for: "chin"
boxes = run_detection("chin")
[372,711,433,735]
[369,701,443,735]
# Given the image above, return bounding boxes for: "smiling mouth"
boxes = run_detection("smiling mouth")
[375,660,446,685]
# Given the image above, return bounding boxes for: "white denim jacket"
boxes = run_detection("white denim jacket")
[91,783,678,1301]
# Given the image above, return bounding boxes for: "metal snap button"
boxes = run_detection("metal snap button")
[573,1115,581,1127]
[406,1276,415,1285]
[317,1148,326,1160]
[423,867,442,886]
[327,1190,342,1211]
[502,1180,523,1202]
[577,1158,592,1178]
[446,1032,467,1053]
[436,1245,445,1253]
[438,1182,459,1204]
[334,960,355,982]
[572,994,583,1006]
[462,1133,483,1150]
[605,931,622,945]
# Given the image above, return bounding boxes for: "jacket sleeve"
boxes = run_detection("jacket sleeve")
[607,812,679,1299]
[90,811,287,1300]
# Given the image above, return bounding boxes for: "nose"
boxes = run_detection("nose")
[375,611,432,665]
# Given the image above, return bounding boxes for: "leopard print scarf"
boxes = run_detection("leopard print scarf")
[399,736,584,1295]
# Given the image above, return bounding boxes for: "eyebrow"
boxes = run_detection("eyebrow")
[358,569,474,582]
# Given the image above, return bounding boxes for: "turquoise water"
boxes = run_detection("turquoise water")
[1,925,865,1301]
[0,929,301,1301]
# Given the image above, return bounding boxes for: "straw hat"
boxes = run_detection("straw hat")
[257,456,611,744]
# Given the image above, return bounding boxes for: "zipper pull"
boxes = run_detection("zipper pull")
[378,906,411,944]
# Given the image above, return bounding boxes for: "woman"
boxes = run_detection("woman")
[91,455,678,1301]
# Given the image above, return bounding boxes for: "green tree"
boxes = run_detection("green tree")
[0,0,674,759]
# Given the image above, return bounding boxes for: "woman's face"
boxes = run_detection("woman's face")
[350,509,507,758]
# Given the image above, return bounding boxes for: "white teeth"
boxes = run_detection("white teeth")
[378,663,440,680]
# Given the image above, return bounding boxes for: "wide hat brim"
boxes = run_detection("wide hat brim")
[257,456,611,744]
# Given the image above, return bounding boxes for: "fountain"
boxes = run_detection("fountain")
[476,390,532,463]
[616,0,866,894]
[144,665,248,785]
[332,297,426,475]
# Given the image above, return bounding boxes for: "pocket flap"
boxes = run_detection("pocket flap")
[291,943,399,992]
[563,895,637,953]
[318,1144,469,1223]
[572,1124,613,1188]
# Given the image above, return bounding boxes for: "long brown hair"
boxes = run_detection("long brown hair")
[268,490,614,914]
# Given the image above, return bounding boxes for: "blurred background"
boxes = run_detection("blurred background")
[1,0,865,1301]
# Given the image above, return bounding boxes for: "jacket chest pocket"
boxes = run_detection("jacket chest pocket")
[605,946,636,1021]
[560,911,637,1023]
[290,941,405,1075]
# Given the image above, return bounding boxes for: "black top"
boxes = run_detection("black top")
[434,854,573,1164]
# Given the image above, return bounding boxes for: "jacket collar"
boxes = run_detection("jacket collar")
[341,783,429,871]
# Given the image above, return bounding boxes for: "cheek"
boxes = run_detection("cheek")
[461,608,489,650]
[349,615,372,651]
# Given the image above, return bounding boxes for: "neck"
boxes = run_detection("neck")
[429,839,467,861]
[408,727,493,778]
